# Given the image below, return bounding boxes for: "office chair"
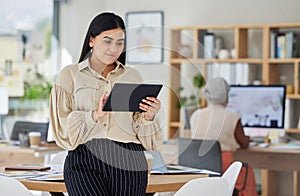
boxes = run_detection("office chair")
[0,175,33,196]
[174,161,242,196]
[178,138,249,195]
[178,138,222,175]
[10,121,49,141]
[222,161,244,195]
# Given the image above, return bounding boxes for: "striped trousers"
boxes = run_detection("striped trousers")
[64,139,148,196]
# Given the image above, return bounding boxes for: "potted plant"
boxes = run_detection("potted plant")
[177,74,205,130]
[177,74,205,108]
[19,65,53,112]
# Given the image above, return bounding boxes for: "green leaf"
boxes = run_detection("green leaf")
[193,74,205,89]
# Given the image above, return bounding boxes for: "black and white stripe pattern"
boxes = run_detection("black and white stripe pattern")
[64,139,148,196]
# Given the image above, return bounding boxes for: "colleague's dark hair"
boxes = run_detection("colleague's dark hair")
[78,12,126,64]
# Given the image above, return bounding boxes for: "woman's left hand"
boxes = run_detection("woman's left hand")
[139,97,161,121]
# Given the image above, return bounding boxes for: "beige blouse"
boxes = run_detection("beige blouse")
[49,59,162,151]
[190,104,240,151]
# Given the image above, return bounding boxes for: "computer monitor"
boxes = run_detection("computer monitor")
[226,85,286,137]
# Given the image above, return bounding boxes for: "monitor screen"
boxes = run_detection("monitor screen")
[226,85,286,130]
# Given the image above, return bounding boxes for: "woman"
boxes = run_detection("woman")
[190,77,257,196]
[50,12,162,196]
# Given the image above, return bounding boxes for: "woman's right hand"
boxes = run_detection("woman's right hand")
[92,94,109,122]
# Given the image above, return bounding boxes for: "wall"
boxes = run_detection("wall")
[106,0,300,26]
[59,0,300,67]
[59,0,300,60]
[59,0,106,64]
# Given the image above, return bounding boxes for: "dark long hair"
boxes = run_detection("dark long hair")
[78,12,126,64]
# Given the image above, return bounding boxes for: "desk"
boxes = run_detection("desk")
[0,144,63,166]
[19,174,208,193]
[234,147,300,196]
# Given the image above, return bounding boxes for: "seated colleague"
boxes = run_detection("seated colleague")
[190,77,257,196]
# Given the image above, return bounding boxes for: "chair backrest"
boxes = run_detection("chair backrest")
[50,151,68,164]
[174,161,242,196]
[178,138,222,174]
[222,161,243,195]
[174,177,230,196]
[0,175,33,196]
[10,121,49,141]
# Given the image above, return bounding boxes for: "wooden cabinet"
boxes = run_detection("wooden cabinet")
[168,24,300,139]
[264,24,300,94]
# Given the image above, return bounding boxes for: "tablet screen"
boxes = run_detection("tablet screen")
[102,83,163,112]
